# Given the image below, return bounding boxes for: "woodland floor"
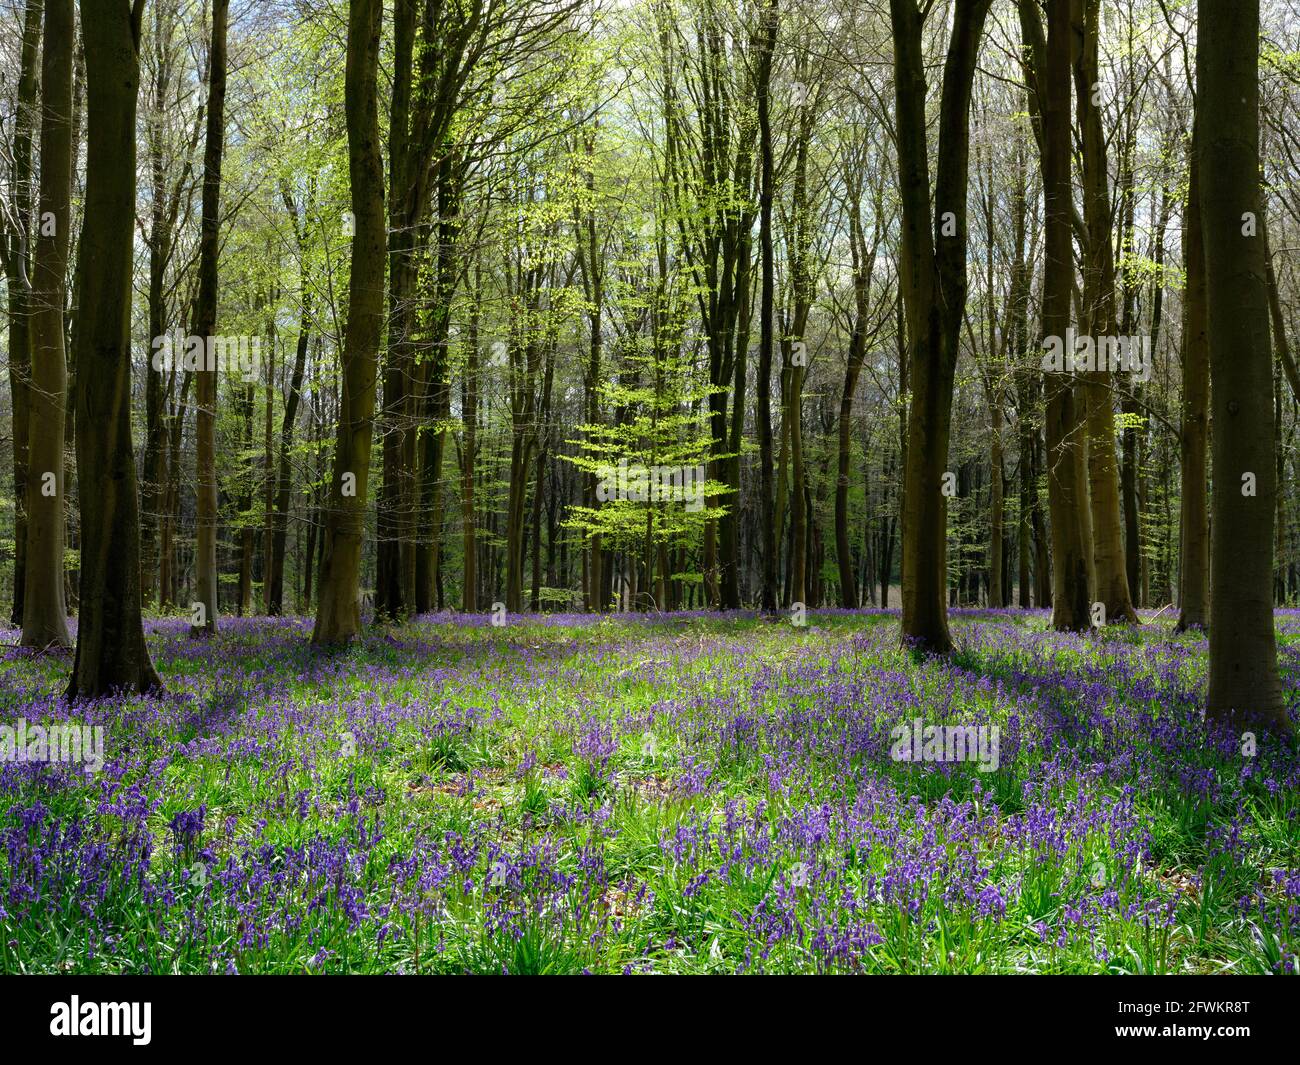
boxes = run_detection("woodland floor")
[0,608,1296,974]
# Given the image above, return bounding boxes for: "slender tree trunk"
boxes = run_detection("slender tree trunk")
[755,0,779,616]
[312,0,385,645]
[22,0,73,649]
[721,296,748,611]
[1119,120,1159,609]
[237,380,254,615]
[375,0,417,623]
[504,351,534,614]
[1010,130,1035,609]
[530,457,545,611]
[142,217,167,609]
[529,343,555,612]
[191,0,227,636]
[417,191,460,614]
[575,131,604,613]
[893,0,991,653]
[461,268,480,612]
[836,207,872,608]
[262,305,275,612]
[1074,0,1137,625]
[267,185,312,615]
[1017,414,1033,607]
[7,0,42,627]
[1176,123,1210,632]
[1036,0,1093,630]
[302,395,322,611]
[161,368,190,610]
[988,400,1005,608]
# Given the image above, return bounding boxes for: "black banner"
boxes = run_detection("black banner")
[0,974,1291,1053]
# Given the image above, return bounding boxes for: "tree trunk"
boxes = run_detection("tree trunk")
[1010,129,1036,609]
[191,0,227,637]
[1035,0,1093,630]
[6,0,41,627]
[21,0,73,649]
[1198,0,1289,735]
[505,350,535,615]
[1074,0,1137,625]
[755,0,779,616]
[836,201,872,608]
[574,131,603,613]
[988,398,1005,608]
[160,368,190,610]
[785,91,816,612]
[416,186,460,614]
[67,0,161,697]
[1176,123,1209,632]
[267,185,312,615]
[237,380,254,616]
[461,268,481,612]
[312,0,385,645]
[529,341,555,612]
[375,0,418,623]
[893,0,991,653]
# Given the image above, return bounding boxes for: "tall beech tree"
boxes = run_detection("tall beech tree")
[190,0,228,636]
[778,43,820,613]
[21,0,73,649]
[572,128,603,613]
[4,0,42,627]
[312,0,386,645]
[891,0,992,654]
[1198,0,1289,734]
[1176,121,1209,633]
[67,0,160,697]
[754,0,779,616]
[835,139,885,609]
[1032,0,1094,631]
[266,178,314,616]
[1073,0,1138,625]
[374,0,434,623]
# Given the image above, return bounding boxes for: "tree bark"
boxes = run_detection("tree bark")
[1034,0,1093,631]
[460,265,481,612]
[236,379,254,616]
[1198,0,1289,734]
[755,0,779,616]
[836,177,875,608]
[191,0,228,636]
[6,0,42,627]
[67,0,161,697]
[312,0,385,645]
[1176,122,1209,632]
[375,0,419,623]
[892,0,991,653]
[267,261,309,614]
[1073,0,1137,625]
[21,0,73,649]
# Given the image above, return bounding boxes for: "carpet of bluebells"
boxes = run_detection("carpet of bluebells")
[0,608,1297,974]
